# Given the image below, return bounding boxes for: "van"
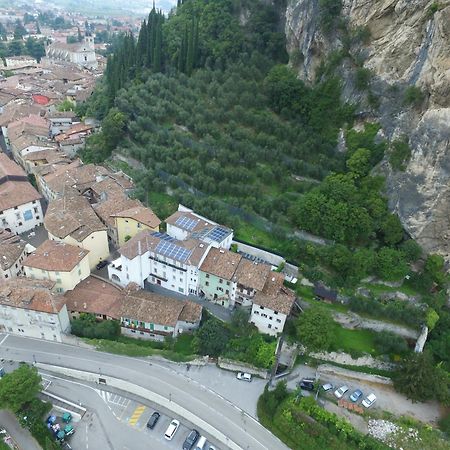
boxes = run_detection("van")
[194,436,207,450]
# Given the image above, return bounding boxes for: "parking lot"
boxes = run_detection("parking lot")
[94,387,218,449]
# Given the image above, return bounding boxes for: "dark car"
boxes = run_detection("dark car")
[146,412,160,429]
[96,260,109,270]
[298,378,315,391]
[182,429,200,450]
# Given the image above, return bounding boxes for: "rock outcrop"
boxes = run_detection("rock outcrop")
[285,0,450,257]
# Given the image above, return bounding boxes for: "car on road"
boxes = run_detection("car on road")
[146,411,160,429]
[322,383,333,391]
[350,389,363,402]
[183,429,200,450]
[334,385,349,399]
[298,378,315,391]
[236,372,252,382]
[195,436,207,450]
[164,419,180,440]
[362,393,377,408]
[96,260,109,270]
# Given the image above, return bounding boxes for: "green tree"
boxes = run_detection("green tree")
[193,318,230,356]
[101,107,127,152]
[375,247,408,281]
[346,147,371,178]
[57,98,75,112]
[297,308,336,351]
[400,240,422,262]
[380,214,404,246]
[0,365,41,413]
[424,254,445,286]
[393,351,449,404]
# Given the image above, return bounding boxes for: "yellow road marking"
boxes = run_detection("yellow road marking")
[128,405,146,426]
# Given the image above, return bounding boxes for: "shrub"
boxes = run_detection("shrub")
[403,86,425,107]
[355,67,372,90]
[400,240,422,262]
[374,331,408,355]
[71,314,120,340]
[389,139,411,171]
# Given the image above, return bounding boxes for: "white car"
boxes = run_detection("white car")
[164,419,180,440]
[334,385,349,399]
[322,383,333,391]
[362,393,377,408]
[236,372,252,382]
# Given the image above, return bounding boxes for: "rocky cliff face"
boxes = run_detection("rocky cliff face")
[285,0,450,257]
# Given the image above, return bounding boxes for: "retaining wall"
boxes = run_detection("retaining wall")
[217,357,270,379]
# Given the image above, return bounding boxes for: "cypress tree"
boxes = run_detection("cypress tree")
[136,19,148,66]
[153,20,162,72]
[193,17,199,69]
[186,19,194,76]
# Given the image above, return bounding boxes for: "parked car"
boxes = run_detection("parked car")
[362,393,377,408]
[236,372,252,382]
[350,389,363,402]
[321,383,333,391]
[334,385,349,399]
[96,260,109,270]
[183,429,200,450]
[164,419,180,440]
[298,378,315,391]
[146,411,160,429]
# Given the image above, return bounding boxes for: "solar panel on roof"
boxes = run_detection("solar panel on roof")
[175,215,198,231]
[151,231,175,242]
[207,226,230,242]
[156,240,192,262]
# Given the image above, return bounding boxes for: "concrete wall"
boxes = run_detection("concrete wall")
[217,357,269,379]
[233,241,284,267]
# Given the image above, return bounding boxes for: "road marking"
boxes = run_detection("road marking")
[0,334,9,347]
[128,405,146,426]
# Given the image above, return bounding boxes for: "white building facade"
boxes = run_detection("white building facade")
[0,198,43,234]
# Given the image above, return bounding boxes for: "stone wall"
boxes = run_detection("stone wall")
[217,357,270,379]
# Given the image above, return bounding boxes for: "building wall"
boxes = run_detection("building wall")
[50,119,73,137]
[0,199,43,234]
[24,255,90,292]
[108,250,200,297]
[176,318,201,335]
[115,217,158,247]
[59,141,84,158]
[48,230,109,270]
[0,247,27,280]
[166,223,189,241]
[198,271,236,308]
[0,304,68,342]
[250,303,286,336]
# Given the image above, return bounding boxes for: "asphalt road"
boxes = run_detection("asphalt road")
[0,334,288,450]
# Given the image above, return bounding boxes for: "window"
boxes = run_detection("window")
[226,281,230,286]
[274,311,278,315]
[226,290,229,295]
[217,287,223,292]
[276,318,281,323]
[178,287,184,293]
[261,313,267,318]
[269,316,273,320]
[179,278,183,282]
[137,223,141,228]
[206,274,209,278]
[260,305,264,310]
[205,281,209,286]
[268,324,272,329]
[254,311,260,315]
[219,279,223,284]
[56,278,61,284]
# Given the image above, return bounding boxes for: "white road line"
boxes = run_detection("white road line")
[0,334,9,347]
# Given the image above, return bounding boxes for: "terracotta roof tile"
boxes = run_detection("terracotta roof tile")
[199,247,241,280]
[253,272,296,315]
[64,275,122,320]
[235,258,271,292]
[44,195,106,241]
[0,277,65,314]
[23,239,89,272]
[0,228,27,270]
[112,205,161,229]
